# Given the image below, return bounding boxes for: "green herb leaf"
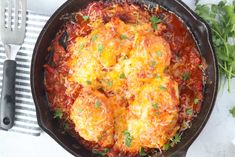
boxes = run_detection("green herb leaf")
[53,108,63,119]
[182,72,190,81]
[63,123,70,130]
[194,97,199,104]
[95,100,102,108]
[159,85,167,91]
[156,75,161,80]
[186,108,193,116]
[195,2,235,92]
[170,133,181,146]
[78,109,83,113]
[124,130,133,147]
[230,106,235,118]
[152,103,159,109]
[139,147,147,157]
[119,73,126,79]
[98,44,104,53]
[162,143,170,151]
[82,15,89,21]
[92,34,98,42]
[120,34,128,40]
[150,16,162,30]
[92,148,109,157]
[163,134,181,151]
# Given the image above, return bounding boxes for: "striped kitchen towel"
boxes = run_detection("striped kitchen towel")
[0,11,49,136]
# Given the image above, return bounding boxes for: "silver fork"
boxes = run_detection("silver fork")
[0,0,26,130]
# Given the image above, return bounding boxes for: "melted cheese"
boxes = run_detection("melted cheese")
[70,88,114,147]
[67,6,180,153]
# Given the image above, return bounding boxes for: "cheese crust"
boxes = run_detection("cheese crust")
[66,5,179,153]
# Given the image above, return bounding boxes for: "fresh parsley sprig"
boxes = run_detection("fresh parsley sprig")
[124,130,133,147]
[162,133,182,151]
[195,1,235,92]
[150,16,162,30]
[92,148,109,157]
[53,108,63,119]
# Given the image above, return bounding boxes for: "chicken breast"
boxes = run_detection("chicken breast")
[70,88,114,147]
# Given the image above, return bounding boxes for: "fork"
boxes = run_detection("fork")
[0,0,26,130]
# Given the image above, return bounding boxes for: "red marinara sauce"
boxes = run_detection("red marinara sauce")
[159,9,205,128]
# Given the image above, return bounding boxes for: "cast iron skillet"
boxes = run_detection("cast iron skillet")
[31,0,218,156]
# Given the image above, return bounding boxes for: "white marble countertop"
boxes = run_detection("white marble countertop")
[0,0,235,157]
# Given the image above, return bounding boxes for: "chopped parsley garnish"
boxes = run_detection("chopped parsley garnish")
[119,73,126,79]
[92,34,98,42]
[124,130,133,147]
[163,134,182,150]
[230,106,235,118]
[120,34,128,40]
[86,80,92,85]
[152,103,159,109]
[98,44,104,53]
[156,75,161,80]
[63,123,70,130]
[139,147,147,156]
[170,133,181,146]
[150,60,156,67]
[156,51,162,57]
[78,109,83,113]
[92,148,109,157]
[159,85,167,91]
[150,16,162,30]
[162,143,170,151]
[107,81,113,87]
[53,108,63,119]
[95,100,102,108]
[186,108,193,116]
[182,72,190,81]
[82,15,89,21]
[194,97,199,104]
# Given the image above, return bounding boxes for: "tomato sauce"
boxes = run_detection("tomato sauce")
[159,10,204,125]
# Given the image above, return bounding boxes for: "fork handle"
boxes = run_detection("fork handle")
[0,60,16,130]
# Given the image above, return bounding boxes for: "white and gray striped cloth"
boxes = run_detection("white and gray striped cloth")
[0,12,49,136]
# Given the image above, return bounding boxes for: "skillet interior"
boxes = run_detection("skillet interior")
[31,0,218,156]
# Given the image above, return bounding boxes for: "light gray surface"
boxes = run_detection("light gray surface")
[0,0,235,157]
